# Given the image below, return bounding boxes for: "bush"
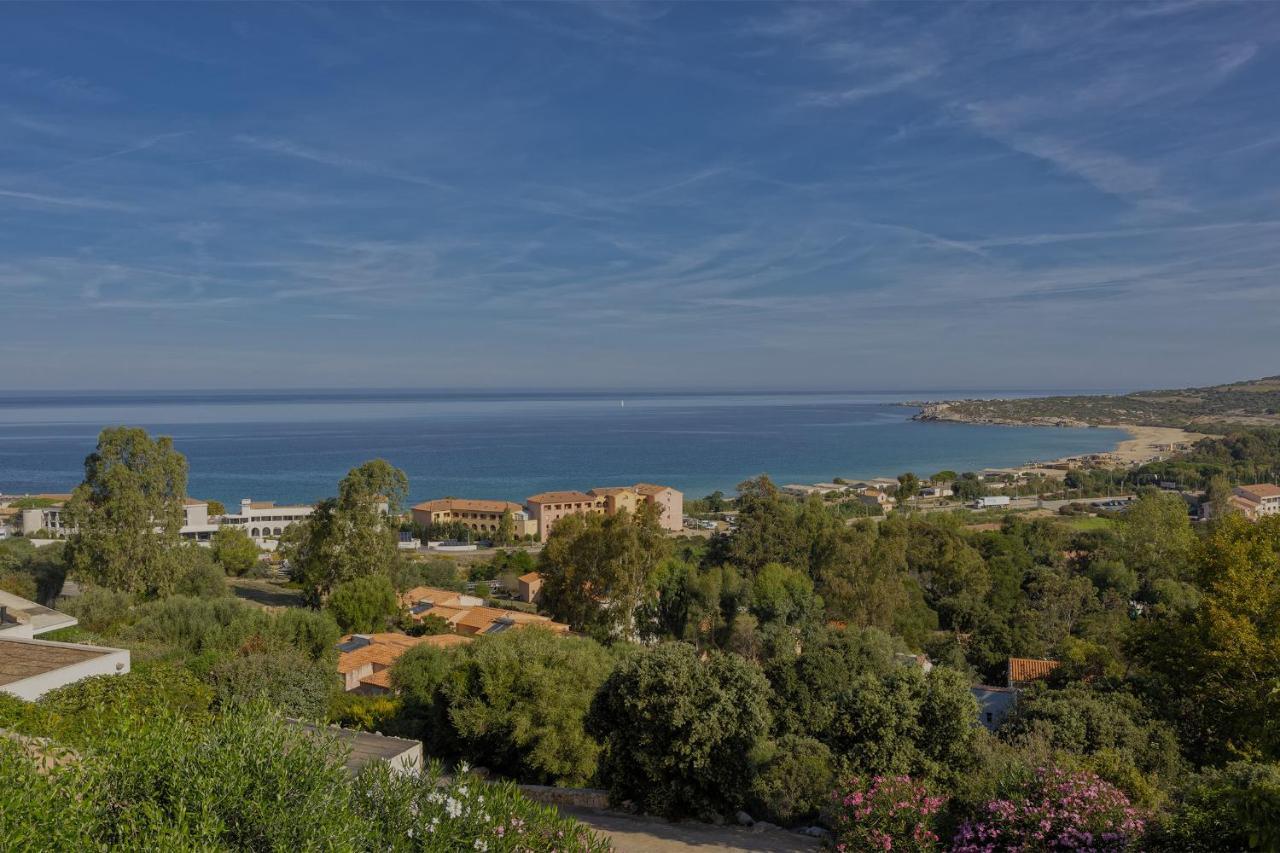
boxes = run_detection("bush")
[586,641,771,818]
[831,774,946,852]
[951,767,1145,852]
[173,547,228,598]
[0,704,611,851]
[749,735,835,826]
[443,628,614,787]
[1146,761,1280,852]
[325,574,399,633]
[212,526,260,576]
[38,664,214,741]
[59,585,136,634]
[208,650,335,718]
[327,692,403,733]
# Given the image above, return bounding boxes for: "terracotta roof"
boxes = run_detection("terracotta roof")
[633,483,675,495]
[518,571,542,583]
[1008,657,1060,684]
[400,586,472,608]
[413,498,523,514]
[249,501,275,509]
[360,669,394,689]
[589,487,636,496]
[337,632,469,675]
[526,491,596,504]
[1237,483,1280,499]
[183,498,207,506]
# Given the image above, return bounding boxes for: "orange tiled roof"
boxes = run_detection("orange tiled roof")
[400,586,471,608]
[360,669,394,689]
[518,571,542,583]
[337,632,470,675]
[1008,657,1060,684]
[589,487,636,496]
[526,491,597,504]
[633,483,674,495]
[413,498,523,514]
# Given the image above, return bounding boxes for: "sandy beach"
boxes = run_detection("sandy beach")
[1105,424,1210,465]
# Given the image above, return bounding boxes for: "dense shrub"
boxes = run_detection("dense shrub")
[831,774,945,852]
[326,573,399,633]
[173,546,229,598]
[749,735,836,826]
[443,628,613,787]
[212,525,260,575]
[328,692,403,733]
[1145,761,1280,852]
[208,649,335,718]
[0,704,610,851]
[586,641,771,818]
[951,767,1145,852]
[39,665,214,738]
[59,585,136,634]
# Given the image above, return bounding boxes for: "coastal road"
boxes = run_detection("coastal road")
[911,495,1135,515]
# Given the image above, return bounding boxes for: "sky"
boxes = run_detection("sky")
[2,1,1278,392]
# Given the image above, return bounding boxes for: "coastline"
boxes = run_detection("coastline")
[911,401,1207,469]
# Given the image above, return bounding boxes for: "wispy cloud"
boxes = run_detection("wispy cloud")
[0,188,138,212]
[233,135,453,191]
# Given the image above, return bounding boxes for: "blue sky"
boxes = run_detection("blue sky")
[2,2,1278,391]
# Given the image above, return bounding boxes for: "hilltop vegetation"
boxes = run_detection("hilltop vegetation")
[917,375,1280,432]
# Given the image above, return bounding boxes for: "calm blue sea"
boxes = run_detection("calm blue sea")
[0,390,1126,505]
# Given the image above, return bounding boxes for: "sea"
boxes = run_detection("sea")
[0,390,1126,505]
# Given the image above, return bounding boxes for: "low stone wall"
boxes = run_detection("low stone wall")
[517,784,611,810]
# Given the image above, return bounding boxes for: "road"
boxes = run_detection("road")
[562,808,820,853]
[913,495,1134,515]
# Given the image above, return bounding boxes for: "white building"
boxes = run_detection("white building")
[218,498,316,542]
[0,591,130,700]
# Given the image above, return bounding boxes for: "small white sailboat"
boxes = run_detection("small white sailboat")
[620,400,625,407]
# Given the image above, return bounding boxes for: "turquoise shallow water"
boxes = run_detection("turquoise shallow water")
[0,390,1126,504]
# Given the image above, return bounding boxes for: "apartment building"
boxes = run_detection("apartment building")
[218,498,315,541]
[525,491,602,541]
[1231,484,1280,520]
[0,590,130,700]
[525,483,684,541]
[410,498,536,538]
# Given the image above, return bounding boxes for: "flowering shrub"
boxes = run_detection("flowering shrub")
[831,774,946,852]
[951,767,1145,852]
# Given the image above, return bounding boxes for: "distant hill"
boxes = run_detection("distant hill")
[913,376,1280,433]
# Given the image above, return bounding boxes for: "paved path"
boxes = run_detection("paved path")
[561,808,821,853]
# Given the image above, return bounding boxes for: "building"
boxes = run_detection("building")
[1007,657,1060,688]
[179,498,221,542]
[1231,484,1280,520]
[526,483,684,541]
[400,586,570,637]
[525,491,602,541]
[0,590,79,638]
[0,591,129,700]
[336,632,471,694]
[856,488,895,509]
[219,498,315,541]
[295,722,423,777]
[410,498,535,538]
[517,571,543,604]
[5,493,219,542]
[972,686,1018,731]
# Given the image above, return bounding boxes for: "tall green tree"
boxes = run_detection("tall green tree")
[897,472,921,505]
[324,574,399,633]
[586,642,772,818]
[282,460,408,604]
[65,427,189,597]
[538,506,669,641]
[496,509,516,546]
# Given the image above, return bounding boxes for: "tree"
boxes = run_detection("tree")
[64,427,189,597]
[1131,515,1280,764]
[952,473,985,502]
[1203,474,1236,521]
[932,471,958,484]
[1117,491,1196,590]
[441,628,614,787]
[173,546,229,598]
[212,526,260,576]
[897,472,921,504]
[206,499,227,516]
[208,650,335,718]
[539,507,669,641]
[282,460,408,604]
[586,642,771,818]
[495,509,516,546]
[324,574,399,633]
